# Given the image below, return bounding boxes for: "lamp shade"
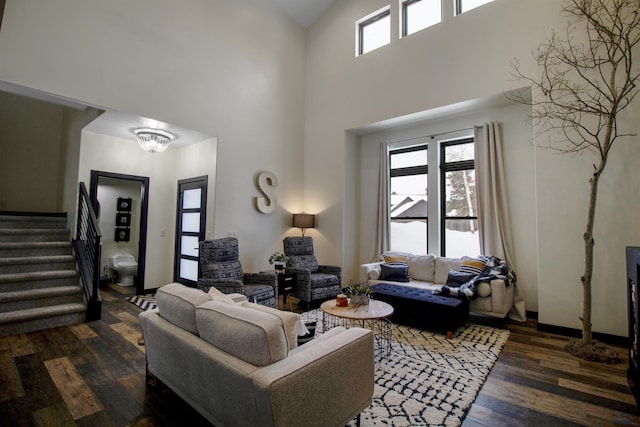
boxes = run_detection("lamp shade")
[292,213,315,229]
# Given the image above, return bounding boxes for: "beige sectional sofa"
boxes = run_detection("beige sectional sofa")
[139,283,374,427]
[360,253,514,319]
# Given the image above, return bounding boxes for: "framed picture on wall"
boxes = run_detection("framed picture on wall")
[116,213,131,227]
[117,197,132,212]
[115,228,130,242]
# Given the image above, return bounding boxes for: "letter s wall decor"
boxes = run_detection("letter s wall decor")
[255,171,278,213]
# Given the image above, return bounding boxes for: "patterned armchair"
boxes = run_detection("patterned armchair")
[283,236,342,308]
[197,237,277,308]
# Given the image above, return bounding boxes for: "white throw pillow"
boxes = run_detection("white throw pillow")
[476,282,492,298]
[207,286,236,304]
[368,267,380,280]
[407,254,435,282]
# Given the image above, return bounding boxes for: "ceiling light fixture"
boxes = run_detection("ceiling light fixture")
[134,128,175,153]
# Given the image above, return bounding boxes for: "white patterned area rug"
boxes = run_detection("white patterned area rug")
[300,310,510,427]
[126,294,157,311]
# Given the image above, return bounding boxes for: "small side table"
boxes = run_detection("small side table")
[278,271,297,311]
[262,270,298,311]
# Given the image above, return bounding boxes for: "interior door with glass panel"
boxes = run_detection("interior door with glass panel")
[174,176,207,286]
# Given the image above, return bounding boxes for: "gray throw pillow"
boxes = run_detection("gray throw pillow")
[445,270,476,288]
[379,262,410,282]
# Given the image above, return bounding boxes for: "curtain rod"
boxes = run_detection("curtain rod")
[386,126,476,145]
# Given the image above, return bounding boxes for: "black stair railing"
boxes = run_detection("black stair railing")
[72,182,102,321]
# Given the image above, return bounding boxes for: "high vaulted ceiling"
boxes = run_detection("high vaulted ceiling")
[273,0,334,28]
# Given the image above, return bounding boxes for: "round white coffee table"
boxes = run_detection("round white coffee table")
[320,298,394,358]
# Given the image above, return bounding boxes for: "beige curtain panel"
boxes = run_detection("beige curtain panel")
[475,122,526,321]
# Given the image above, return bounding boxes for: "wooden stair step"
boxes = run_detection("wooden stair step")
[0,269,79,284]
[0,303,87,336]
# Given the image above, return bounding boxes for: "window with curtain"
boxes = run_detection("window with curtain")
[389,145,428,254]
[440,138,479,257]
[388,132,476,256]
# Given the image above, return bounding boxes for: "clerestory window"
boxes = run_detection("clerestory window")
[401,0,442,37]
[455,0,494,15]
[357,6,391,56]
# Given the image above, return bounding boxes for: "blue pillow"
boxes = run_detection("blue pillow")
[445,270,476,288]
[379,262,410,282]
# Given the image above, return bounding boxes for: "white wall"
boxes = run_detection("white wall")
[0,91,64,211]
[306,0,640,336]
[60,106,103,220]
[176,138,218,241]
[0,0,307,274]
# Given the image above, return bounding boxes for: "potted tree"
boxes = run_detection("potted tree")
[268,252,289,274]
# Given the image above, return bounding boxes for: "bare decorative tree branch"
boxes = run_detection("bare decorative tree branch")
[508,0,640,346]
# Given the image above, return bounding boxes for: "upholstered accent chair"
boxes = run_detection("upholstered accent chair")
[283,236,342,307]
[197,237,277,307]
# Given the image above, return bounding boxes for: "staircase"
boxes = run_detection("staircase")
[0,214,86,336]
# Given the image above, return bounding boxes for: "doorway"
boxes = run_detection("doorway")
[90,170,149,295]
[174,176,208,286]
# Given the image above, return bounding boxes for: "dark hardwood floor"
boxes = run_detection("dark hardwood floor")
[1,284,638,426]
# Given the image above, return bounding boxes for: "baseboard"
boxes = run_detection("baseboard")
[537,322,627,347]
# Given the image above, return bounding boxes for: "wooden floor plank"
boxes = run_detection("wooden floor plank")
[78,359,146,427]
[559,377,637,406]
[110,322,146,353]
[0,349,24,402]
[32,402,76,427]
[70,323,98,340]
[14,352,63,410]
[540,359,630,387]
[480,375,640,426]
[7,333,37,357]
[43,356,104,420]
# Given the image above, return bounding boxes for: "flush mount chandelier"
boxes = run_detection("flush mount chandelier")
[134,128,175,153]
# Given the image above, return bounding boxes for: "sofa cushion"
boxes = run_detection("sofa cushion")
[459,256,487,275]
[407,254,435,282]
[379,262,410,282]
[434,258,461,284]
[445,270,476,288]
[240,301,304,350]
[156,283,212,335]
[196,301,288,366]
